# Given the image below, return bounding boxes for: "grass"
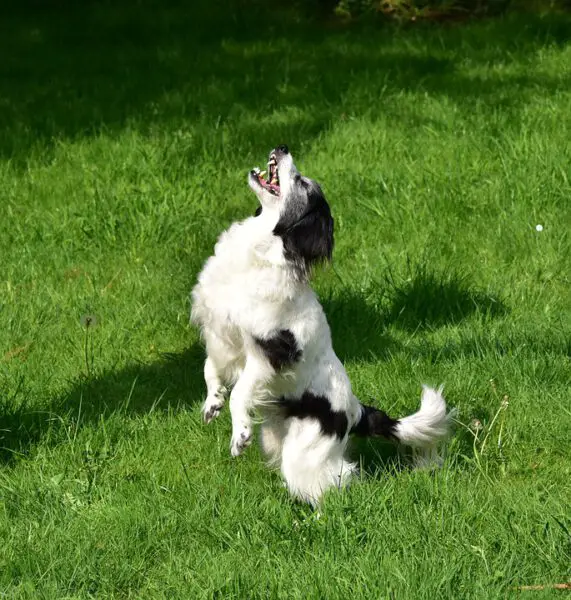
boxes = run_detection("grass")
[1,1,570,597]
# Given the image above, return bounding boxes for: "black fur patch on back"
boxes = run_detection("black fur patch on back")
[254,329,301,371]
[281,392,349,439]
[351,404,398,440]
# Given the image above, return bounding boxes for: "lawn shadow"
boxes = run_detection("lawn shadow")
[321,265,508,359]
[0,343,207,464]
[322,292,398,362]
[384,265,508,331]
[350,435,404,477]
[1,0,570,161]
[349,401,501,479]
[1,265,509,466]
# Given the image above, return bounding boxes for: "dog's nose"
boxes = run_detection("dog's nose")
[276,144,289,155]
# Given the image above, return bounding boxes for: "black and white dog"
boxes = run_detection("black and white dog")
[191,145,453,504]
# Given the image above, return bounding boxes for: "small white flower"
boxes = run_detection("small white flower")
[535,224,543,232]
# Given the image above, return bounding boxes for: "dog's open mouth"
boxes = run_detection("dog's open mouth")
[253,151,280,196]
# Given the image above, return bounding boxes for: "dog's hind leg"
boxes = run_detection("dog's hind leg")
[280,420,357,505]
[260,412,287,466]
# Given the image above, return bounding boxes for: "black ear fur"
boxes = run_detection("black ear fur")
[274,187,334,271]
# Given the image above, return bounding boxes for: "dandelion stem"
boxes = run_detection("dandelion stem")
[84,323,90,377]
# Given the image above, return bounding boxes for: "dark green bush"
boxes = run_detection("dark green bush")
[334,0,570,19]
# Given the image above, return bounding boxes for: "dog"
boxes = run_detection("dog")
[191,145,453,504]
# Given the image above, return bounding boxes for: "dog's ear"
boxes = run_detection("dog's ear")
[277,208,334,268]
[274,185,334,271]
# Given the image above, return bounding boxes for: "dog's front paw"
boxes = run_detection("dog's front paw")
[230,426,252,457]
[202,394,225,424]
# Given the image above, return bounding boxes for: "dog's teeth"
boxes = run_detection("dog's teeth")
[259,170,267,178]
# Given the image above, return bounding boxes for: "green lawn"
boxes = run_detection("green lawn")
[1,1,570,597]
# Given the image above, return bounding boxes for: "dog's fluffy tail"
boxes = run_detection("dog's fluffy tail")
[352,386,453,459]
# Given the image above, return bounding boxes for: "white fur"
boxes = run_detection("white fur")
[396,386,451,448]
[191,151,453,504]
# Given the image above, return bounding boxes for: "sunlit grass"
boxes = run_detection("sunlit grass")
[0,2,570,597]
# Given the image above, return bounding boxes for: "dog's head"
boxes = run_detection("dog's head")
[248,145,334,274]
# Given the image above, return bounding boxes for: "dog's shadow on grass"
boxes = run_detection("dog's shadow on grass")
[0,343,207,464]
[383,266,508,331]
[322,266,508,475]
[350,436,404,478]
[322,266,508,363]
[322,292,397,362]
[2,268,507,465]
